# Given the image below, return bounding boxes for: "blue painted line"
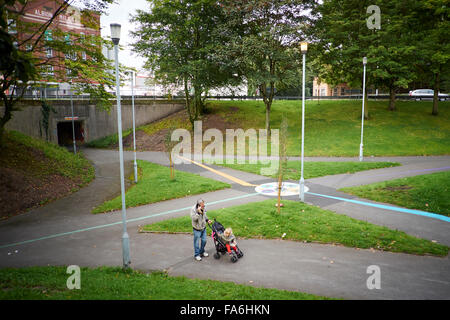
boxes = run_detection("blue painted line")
[306,191,450,223]
[0,192,260,250]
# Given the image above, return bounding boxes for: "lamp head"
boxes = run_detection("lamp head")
[110,23,121,45]
[363,57,367,65]
[300,42,308,54]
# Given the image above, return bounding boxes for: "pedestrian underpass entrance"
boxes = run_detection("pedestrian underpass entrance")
[57,120,85,146]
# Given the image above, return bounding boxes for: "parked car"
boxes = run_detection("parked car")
[409,89,449,101]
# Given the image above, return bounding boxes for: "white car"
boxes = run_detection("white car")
[409,89,448,101]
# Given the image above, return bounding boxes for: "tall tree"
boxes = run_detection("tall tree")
[131,0,236,129]
[415,0,449,116]
[0,0,115,146]
[218,0,312,134]
[310,0,421,114]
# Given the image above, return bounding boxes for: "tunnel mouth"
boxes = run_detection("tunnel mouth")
[57,121,84,146]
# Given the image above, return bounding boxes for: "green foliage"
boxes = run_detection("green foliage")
[131,0,235,127]
[0,0,115,146]
[218,0,313,131]
[39,99,57,141]
[310,0,450,112]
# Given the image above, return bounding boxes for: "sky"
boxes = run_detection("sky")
[100,0,150,70]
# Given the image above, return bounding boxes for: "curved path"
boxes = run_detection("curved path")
[0,149,449,300]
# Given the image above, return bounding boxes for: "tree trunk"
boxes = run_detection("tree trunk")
[259,83,272,135]
[277,171,282,214]
[169,154,174,179]
[388,86,396,111]
[184,80,195,130]
[0,96,13,148]
[265,103,271,134]
[432,71,440,116]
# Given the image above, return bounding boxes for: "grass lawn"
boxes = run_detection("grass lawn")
[340,171,450,217]
[216,160,401,180]
[86,99,450,157]
[142,199,448,256]
[209,99,450,156]
[92,160,230,213]
[0,266,332,300]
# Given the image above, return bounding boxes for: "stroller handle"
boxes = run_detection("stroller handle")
[207,217,217,229]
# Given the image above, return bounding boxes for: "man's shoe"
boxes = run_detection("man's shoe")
[195,256,202,261]
[201,252,209,257]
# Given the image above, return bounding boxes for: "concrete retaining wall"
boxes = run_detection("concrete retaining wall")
[1,100,185,144]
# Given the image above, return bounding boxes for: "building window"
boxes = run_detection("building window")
[41,65,54,76]
[65,52,77,61]
[7,19,17,34]
[341,87,345,96]
[45,47,53,58]
[44,30,52,41]
[333,88,337,96]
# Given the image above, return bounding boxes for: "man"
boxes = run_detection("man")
[191,199,212,261]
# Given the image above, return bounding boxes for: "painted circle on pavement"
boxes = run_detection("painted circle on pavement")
[255,182,309,197]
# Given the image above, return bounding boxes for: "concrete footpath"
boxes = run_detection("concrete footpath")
[0,149,449,300]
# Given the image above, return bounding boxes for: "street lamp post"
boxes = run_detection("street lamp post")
[299,42,308,202]
[359,57,367,162]
[130,70,138,184]
[69,80,76,154]
[111,23,131,268]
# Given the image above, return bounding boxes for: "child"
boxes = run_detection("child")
[219,227,239,256]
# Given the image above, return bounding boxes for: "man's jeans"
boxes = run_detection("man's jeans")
[193,228,207,257]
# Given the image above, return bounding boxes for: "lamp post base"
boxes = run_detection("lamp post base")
[122,232,131,268]
[299,177,305,202]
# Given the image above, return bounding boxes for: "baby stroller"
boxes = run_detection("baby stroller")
[208,218,244,263]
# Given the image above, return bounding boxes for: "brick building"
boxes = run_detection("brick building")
[7,0,100,97]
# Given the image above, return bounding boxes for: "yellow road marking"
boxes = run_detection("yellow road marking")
[176,155,257,187]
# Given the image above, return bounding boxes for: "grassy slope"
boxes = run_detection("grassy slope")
[0,266,332,300]
[143,199,448,256]
[340,171,450,217]
[86,100,450,157]
[3,130,94,183]
[92,160,230,213]
[0,131,94,218]
[209,99,450,156]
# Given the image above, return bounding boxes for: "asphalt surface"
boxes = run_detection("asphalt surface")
[0,149,449,300]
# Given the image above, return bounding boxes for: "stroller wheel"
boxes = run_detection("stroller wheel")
[238,250,244,258]
[214,253,220,259]
[231,255,238,263]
